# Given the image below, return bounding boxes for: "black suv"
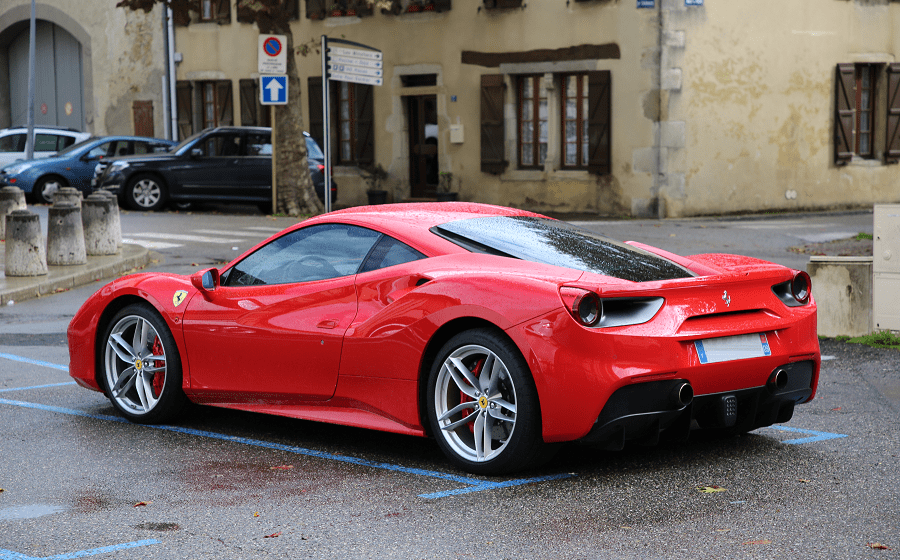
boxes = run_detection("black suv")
[95,126,336,211]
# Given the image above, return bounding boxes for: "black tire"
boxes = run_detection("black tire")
[99,303,187,424]
[426,328,546,475]
[34,176,67,205]
[125,173,168,211]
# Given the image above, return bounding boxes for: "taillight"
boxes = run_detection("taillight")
[559,287,603,327]
[791,271,811,304]
[317,164,324,173]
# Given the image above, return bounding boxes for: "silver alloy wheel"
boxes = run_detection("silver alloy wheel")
[104,314,168,416]
[38,178,63,203]
[433,344,518,463]
[131,178,162,209]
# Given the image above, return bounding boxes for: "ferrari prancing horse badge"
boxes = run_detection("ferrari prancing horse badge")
[173,290,188,307]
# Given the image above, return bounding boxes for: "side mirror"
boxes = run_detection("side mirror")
[190,148,203,158]
[191,268,220,294]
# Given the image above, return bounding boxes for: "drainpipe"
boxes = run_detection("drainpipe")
[165,6,178,141]
[655,0,665,219]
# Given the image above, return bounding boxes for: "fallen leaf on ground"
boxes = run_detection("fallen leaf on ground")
[867,543,891,550]
[133,501,151,507]
[264,532,282,538]
[743,540,772,545]
[798,479,811,483]
[270,465,294,470]
[696,485,726,493]
[253,512,260,517]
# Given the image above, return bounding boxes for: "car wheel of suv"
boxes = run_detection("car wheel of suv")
[34,176,67,205]
[126,174,167,211]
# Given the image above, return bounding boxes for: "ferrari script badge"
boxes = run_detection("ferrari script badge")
[722,290,731,307]
[173,290,188,307]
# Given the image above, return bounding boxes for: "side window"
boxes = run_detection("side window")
[198,134,241,157]
[359,236,426,273]
[34,134,58,152]
[0,134,26,152]
[245,133,272,156]
[58,135,77,150]
[87,142,113,158]
[223,224,381,286]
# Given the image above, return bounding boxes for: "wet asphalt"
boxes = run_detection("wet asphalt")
[0,207,896,559]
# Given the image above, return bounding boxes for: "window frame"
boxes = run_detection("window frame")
[516,74,548,169]
[560,73,590,170]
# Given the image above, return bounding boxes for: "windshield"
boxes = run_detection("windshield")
[431,216,694,282]
[55,137,101,157]
[172,130,207,155]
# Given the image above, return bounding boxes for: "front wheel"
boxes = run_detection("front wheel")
[100,303,187,423]
[125,174,167,211]
[34,176,67,205]
[426,328,546,475]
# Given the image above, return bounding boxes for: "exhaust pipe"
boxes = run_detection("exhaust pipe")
[767,369,788,392]
[672,382,694,408]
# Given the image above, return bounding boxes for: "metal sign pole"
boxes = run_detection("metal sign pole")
[271,104,276,214]
[322,35,332,214]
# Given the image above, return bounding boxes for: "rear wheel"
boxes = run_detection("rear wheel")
[427,328,546,475]
[125,174,167,211]
[34,176,67,204]
[100,303,186,423]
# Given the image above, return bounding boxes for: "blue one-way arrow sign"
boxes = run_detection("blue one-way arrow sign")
[260,75,287,105]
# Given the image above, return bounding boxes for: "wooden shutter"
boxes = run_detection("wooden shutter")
[480,74,507,174]
[176,81,194,139]
[239,79,258,126]
[834,63,855,166]
[286,0,300,20]
[214,0,231,24]
[432,0,452,12]
[216,81,234,126]
[132,101,154,137]
[587,71,611,175]
[886,63,900,165]
[355,84,375,167]
[483,0,522,8]
[307,0,327,19]
[307,77,327,153]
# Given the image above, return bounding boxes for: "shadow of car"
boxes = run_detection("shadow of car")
[94,126,336,212]
[0,135,176,204]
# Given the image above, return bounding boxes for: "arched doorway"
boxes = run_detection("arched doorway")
[6,20,84,130]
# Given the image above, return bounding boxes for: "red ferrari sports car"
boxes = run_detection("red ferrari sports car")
[68,203,820,474]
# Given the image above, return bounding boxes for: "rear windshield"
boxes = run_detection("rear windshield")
[431,216,694,282]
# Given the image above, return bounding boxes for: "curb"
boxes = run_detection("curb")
[0,243,150,305]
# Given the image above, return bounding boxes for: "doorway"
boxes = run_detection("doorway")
[407,95,438,198]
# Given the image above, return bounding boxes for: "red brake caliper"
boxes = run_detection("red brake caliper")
[460,358,484,433]
[150,337,165,397]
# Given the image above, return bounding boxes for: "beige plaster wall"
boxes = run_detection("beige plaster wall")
[665,0,900,217]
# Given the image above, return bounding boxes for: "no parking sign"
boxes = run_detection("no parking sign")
[258,34,287,74]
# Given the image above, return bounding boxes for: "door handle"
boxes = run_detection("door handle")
[316,320,338,329]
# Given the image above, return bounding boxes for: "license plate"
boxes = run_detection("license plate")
[695,333,771,364]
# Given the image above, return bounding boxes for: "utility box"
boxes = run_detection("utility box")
[873,204,900,331]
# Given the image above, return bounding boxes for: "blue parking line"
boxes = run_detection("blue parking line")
[0,382,76,393]
[0,539,158,560]
[0,352,69,372]
[766,425,848,444]
[0,391,573,499]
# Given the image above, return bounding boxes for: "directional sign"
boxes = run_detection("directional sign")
[260,75,287,105]
[258,34,287,74]
[327,47,384,86]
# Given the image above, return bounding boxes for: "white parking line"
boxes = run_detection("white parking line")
[121,238,182,250]
[128,232,245,244]
[190,229,268,237]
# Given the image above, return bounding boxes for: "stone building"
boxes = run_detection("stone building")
[1,0,898,217]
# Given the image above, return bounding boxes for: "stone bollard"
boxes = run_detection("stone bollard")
[92,190,122,247]
[0,186,27,240]
[4,210,48,276]
[82,194,119,255]
[54,187,83,208]
[46,202,86,266]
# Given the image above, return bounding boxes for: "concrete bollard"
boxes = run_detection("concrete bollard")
[46,202,87,266]
[0,186,27,240]
[82,194,119,256]
[54,187,83,208]
[92,190,122,247]
[4,210,48,276]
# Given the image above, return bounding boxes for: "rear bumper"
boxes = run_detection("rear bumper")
[578,359,815,449]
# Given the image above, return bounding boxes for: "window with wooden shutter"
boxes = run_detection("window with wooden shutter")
[307,0,327,19]
[587,70,611,175]
[239,79,271,127]
[480,74,507,174]
[886,63,900,164]
[308,77,327,151]
[307,78,374,166]
[483,0,522,9]
[354,84,375,167]
[176,81,193,139]
[216,81,234,126]
[834,63,856,166]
